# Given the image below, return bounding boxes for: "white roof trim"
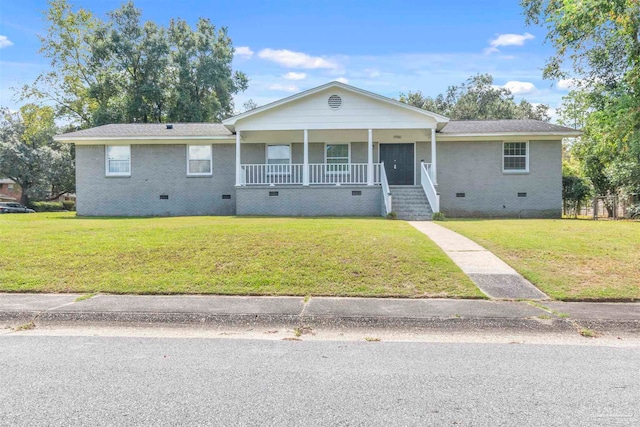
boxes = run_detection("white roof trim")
[222,81,450,127]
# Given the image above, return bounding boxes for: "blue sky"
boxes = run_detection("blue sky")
[0,0,576,119]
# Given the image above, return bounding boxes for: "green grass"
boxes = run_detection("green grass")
[442,219,640,301]
[0,213,481,298]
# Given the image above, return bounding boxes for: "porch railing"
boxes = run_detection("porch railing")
[420,162,440,213]
[380,161,392,215]
[241,163,382,185]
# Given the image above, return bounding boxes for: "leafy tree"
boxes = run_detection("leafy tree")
[21,0,101,127]
[91,1,169,124]
[23,0,247,127]
[523,0,640,211]
[0,105,75,205]
[167,18,248,122]
[398,74,550,121]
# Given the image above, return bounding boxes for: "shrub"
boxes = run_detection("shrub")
[386,211,397,220]
[62,200,76,211]
[562,175,591,218]
[432,211,446,221]
[30,201,65,212]
[628,203,640,219]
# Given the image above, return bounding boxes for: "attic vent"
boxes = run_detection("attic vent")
[328,94,342,110]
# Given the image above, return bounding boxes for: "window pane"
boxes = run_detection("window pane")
[504,157,526,170]
[109,160,130,173]
[189,160,211,174]
[189,145,212,161]
[504,142,526,156]
[107,145,130,161]
[326,144,348,159]
[267,145,290,164]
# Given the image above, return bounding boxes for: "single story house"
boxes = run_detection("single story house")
[55,81,580,219]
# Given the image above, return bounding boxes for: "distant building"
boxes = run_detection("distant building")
[0,179,21,202]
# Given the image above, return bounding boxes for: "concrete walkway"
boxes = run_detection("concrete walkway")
[409,222,548,300]
[1,294,638,335]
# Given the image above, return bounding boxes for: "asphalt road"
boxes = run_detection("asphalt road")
[0,336,638,426]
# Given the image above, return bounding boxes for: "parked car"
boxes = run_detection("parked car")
[0,202,35,213]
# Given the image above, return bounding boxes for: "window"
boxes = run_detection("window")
[267,145,290,165]
[503,142,529,173]
[326,144,349,173]
[187,145,212,176]
[106,145,131,176]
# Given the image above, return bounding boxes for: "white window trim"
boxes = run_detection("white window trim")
[324,142,351,174]
[105,145,131,177]
[186,144,213,177]
[502,141,529,174]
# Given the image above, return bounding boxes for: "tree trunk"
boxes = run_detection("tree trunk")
[20,192,29,207]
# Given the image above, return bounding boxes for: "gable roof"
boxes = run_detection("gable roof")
[222,81,451,130]
[441,119,580,135]
[54,123,233,141]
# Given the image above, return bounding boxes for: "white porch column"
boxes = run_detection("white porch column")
[303,129,309,186]
[431,128,437,185]
[235,130,241,186]
[367,129,373,185]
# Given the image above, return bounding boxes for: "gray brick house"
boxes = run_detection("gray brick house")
[55,82,580,218]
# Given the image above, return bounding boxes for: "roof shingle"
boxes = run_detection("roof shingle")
[56,123,233,139]
[440,119,579,134]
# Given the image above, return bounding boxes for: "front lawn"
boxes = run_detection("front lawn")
[0,213,481,298]
[442,219,640,301]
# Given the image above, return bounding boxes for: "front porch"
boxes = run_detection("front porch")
[231,128,441,217]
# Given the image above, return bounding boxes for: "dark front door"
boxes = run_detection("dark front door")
[380,143,414,185]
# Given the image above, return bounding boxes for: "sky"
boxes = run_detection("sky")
[0,0,577,120]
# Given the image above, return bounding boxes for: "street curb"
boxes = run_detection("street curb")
[0,309,613,335]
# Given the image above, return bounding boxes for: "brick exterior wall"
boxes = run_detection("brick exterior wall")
[75,144,236,216]
[437,140,562,218]
[236,186,382,216]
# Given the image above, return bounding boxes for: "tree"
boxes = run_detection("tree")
[167,18,248,122]
[0,105,75,205]
[523,0,640,208]
[241,99,259,113]
[398,74,550,121]
[21,0,102,127]
[91,1,169,124]
[23,0,248,127]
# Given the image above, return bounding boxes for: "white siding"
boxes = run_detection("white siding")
[235,88,438,131]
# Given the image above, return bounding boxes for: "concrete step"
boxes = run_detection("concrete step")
[388,186,433,219]
[396,214,433,220]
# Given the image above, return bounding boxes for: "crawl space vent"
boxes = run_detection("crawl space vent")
[328,94,342,110]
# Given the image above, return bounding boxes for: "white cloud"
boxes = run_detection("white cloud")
[267,83,299,92]
[503,80,536,95]
[258,48,338,69]
[0,35,14,49]
[283,72,307,80]
[557,78,583,90]
[335,77,349,84]
[235,46,254,59]
[484,32,534,54]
